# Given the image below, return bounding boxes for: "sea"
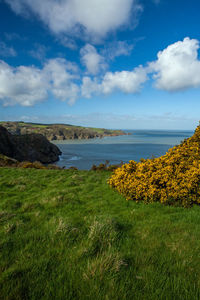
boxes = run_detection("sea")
[53,129,194,170]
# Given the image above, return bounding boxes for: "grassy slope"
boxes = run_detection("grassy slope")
[0,168,200,300]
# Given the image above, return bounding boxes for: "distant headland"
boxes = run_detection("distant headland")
[0,121,126,141]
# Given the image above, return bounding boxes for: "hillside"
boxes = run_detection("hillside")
[1,126,200,299]
[0,121,126,141]
[1,167,200,299]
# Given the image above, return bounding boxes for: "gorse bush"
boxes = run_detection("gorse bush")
[108,125,200,207]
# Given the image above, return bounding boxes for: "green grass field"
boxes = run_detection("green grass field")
[1,167,200,300]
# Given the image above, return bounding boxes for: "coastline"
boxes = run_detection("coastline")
[53,129,193,170]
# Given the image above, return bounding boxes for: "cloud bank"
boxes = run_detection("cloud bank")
[0,58,79,106]
[0,37,200,106]
[82,37,200,98]
[5,0,141,40]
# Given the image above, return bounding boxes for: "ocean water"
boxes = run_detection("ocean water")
[53,130,194,170]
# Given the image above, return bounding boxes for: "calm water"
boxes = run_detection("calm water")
[53,130,194,170]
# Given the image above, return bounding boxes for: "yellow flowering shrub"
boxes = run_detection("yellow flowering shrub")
[108,125,200,207]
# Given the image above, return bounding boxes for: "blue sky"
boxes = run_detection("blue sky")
[0,0,200,129]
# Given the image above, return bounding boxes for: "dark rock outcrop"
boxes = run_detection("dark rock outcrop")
[0,125,20,158]
[0,125,61,163]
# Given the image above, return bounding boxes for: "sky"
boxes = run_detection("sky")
[0,0,200,130]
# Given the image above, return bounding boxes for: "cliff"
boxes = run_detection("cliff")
[0,125,61,163]
[0,121,126,141]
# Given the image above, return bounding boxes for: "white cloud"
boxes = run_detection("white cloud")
[149,37,200,91]
[80,44,107,75]
[58,36,77,50]
[0,41,17,57]
[81,77,101,98]
[0,58,79,106]
[43,58,80,105]
[0,60,47,106]
[29,44,48,61]
[102,66,148,94]
[5,0,142,40]
[81,65,148,98]
[101,41,134,60]
[80,41,133,76]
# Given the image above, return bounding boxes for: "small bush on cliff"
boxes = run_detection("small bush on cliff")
[91,160,123,171]
[0,155,62,170]
[18,161,62,170]
[19,161,47,169]
[109,125,200,207]
[0,154,18,167]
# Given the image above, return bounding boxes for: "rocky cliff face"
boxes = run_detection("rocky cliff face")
[0,125,61,163]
